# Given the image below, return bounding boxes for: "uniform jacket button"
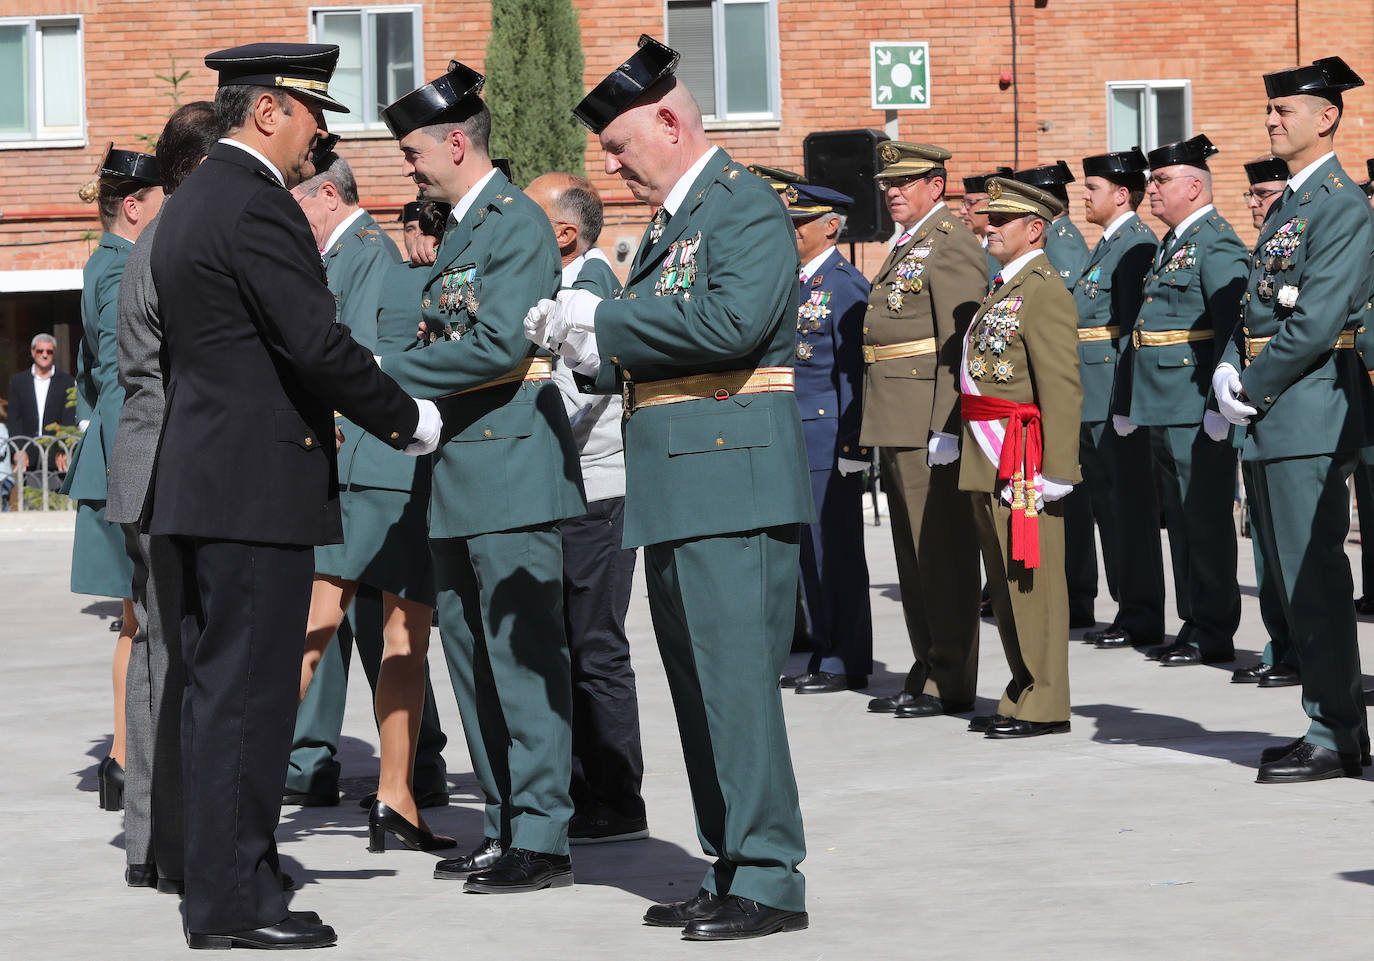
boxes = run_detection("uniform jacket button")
[422,298,432,308]
[483,429,493,437]
[305,437,313,447]
[390,431,400,440]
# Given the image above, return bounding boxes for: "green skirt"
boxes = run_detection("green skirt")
[70,500,134,600]
[315,485,435,607]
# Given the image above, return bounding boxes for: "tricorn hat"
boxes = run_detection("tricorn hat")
[381,60,485,140]
[574,35,680,134]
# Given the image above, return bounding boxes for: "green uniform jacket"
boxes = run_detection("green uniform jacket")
[1220,156,1374,461]
[326,211,402,487]
[587,149,812,547]
[571,255,621,298]
[1044,215,1089,291]
[381,171,585,537]
[1072,213,1157,424]
[66,232,132,501]
[958,254,1083,492]
[860,205,986,447]
[1115,207,1247,426]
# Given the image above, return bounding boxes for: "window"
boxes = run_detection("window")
[309,5,422,129]
[1106,81,1191,153]
[0,16,84,145]
[667,0,779,123]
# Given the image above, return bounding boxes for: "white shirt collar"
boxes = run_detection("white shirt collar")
[30,364,53,381]
[662,146,721,216]
[1287,151,1337,193]
[561,252,586,288]
[1100,210,1136,241]
[801,247,834,279]
[1167,203,1214,241]
[449,168,501,225]
[992,249,1042,287]
[892,201,948,246]
[219,137,284,186]
[322,208,367,255]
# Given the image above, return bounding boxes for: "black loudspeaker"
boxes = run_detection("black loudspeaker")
[802,129,894,244]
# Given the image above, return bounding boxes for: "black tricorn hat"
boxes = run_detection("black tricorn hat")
[1366,157,1374,182]
[80,142,161,202]
[1014,160,1075,189]
[401,200,423,223]
[1264,56,1364,108]
[1244,157,1289,185]
[381,60,485,140]
[574,35,680,134]
[1082,147,1149,181]
[1147,134,1218,170]
[963,167,1013,194]
[205,43,349,113]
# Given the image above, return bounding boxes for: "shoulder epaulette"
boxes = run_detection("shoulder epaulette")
[936,219,955,233]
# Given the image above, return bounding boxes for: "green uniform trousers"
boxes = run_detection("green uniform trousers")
[973,493,1071,723]
[1240,463,1295,668]
[1247,452,1366,753]
[431,525,572,854]
[643,526,806,913]
[1150,425,1240,658]
[1064,421,1118,623]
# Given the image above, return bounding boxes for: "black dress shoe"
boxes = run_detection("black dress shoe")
[434,837,504,879]
[1157,643,1234,667]
[1082,625,1113,643]
[186,915,337,950]
[281,787,339,807]
[1231,662,1278,684]
[681,896,809,941]
[643,888,723,927]
[1357,595,1374,615]
[985,717,1071,739]
[126,863,159,888]
[1256,741,1363,783]
[1093,628,1136,649]
[1260,737,1371,766]
[98,757,124,811]
[894,693,975,718]
[1257,665,1301,688]
[867,690,918,714]
[778,674,799,689]
[367,800,457,853]
[967,714,1008,733]
[110,616,123,632]
[358,788,449,809]
[569,810,649,845]
[1143,643,1173,661]
[794,672,867,694]
[462,848,573,894]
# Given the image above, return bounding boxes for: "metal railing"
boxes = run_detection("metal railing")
[3,435,79,512]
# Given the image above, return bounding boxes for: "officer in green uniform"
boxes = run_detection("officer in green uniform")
[1214,56,1373,782]
[1113,135,1245,667]
[1014,161,1090,293]
[961,167,1013,284]
[377,61,585,890]
[532,35,811,940]
[1068,149,1165,645]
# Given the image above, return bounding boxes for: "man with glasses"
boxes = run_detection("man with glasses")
[861,141,985,720]
[1015,161,1090,293]
[1244,159,1288,226]
[1111,134,1245,668]
[6,334,76,486]
[960,167,1013,285]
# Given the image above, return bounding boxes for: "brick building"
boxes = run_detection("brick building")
[2,0,1371,391]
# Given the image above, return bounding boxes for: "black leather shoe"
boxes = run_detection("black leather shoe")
[110,616,123,632]
[1093,628,1137,649]
[985,717,1071,739]
[1257,665,1301,688]
[462,848,573,894]
[569,810,649,845]
[358,788,449,809]
[281,788,339,807]
[1357,595,1374,615]
[1256,741,1363,783]
[186,916,337,950]
[367,800,457,853]
[1143,643,1173,661]
[794,672,866,694]
[1157,643,1234,667]
[435,838,504,879]
[967,714,1008,733]
[681,896,809,940]
[1232,662,1280,683]
[98,757,125,811]
[778,674,799,689]
[643,888,723,927]
[1082,625,1113,643]
[867,691,918,714]
[126,863,158,888]
[894,693,975,718]
[1260,737,1371,766]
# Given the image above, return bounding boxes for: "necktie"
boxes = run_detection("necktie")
[988,273,1004,295]
[798,270,807,284]
[1279,185,1294,206]
[649,207,667,244]
[895,230,912,248]
[1157,229,1174,268]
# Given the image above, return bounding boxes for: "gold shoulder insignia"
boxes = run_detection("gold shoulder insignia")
[1302,191,1312,201]
[502,196,513,204]
[721,164,731,172]
[937,220,954,231]
[727,169,739,180]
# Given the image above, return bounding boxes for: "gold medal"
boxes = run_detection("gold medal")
[796,341,813,361]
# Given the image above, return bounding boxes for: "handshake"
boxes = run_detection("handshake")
[523,289,604,375]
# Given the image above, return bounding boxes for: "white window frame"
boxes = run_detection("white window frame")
[0,15,86,150]
[1105,79,1192,153]
[307,4,423,133]
[665,0,781,126]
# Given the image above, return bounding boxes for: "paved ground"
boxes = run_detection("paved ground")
[4,505,1374,960]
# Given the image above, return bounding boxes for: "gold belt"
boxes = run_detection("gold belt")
[442,357,553,399]
[862,338,937,364]
[1131,328,1214,349]
[626,366,794,413]
[1244,329,1356,363]
[1077,325,1119,343]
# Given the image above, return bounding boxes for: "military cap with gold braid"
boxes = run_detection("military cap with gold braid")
[204,43,349,113]
[747,163,808,197]
[787,184,853,220]
[978,177,1064,220]
[875,141,951,179]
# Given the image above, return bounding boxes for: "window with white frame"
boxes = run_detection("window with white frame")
[309,5,422,129]
[667,0,779,122]
[1107,81,1190,153]
[0,16,84,144]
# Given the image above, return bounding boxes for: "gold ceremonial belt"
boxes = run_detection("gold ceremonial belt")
[861,338,938,364]
[441,357,553,399]
[1131,328,1213,349]
[1244,329,1356,363]
[627,366,794,413]
[1077,325,1119,343]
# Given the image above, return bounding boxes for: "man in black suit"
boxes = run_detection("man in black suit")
[146,43,440,950]
[7,333,76,483]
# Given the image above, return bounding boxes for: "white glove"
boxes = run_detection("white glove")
[78,419,90,432]
[926,431,960,466]
[522,299,556,349]
[1040,476,1074,504]
[550,288,603,375]
[837,457,869,476]
[404,398,442,456]
[1111,414,1137,436]
[1212,362,1257,426]
[1202,409,1230,442]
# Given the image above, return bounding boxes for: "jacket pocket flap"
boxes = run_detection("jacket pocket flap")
[668,408,772,455]
[451,400,535,442]
[275,409,320,451]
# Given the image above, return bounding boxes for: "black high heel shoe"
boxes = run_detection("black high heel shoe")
[367,800,457,853]
[98,757,125,811]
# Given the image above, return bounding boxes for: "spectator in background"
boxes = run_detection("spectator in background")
[7,333,77,486]
[0,399,12,509]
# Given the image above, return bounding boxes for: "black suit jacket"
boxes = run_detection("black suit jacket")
[147,142,418,546]
[7,367,76,438]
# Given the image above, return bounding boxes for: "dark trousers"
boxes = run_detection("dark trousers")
[799,467,874,676]
[1240,463,1295,668]
[1355,461,1374,598]
[562,496,645,820]
[1065,420,1117,623]
[176,537,311,935]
